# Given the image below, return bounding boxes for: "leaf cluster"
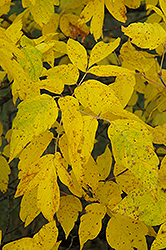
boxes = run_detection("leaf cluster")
[0,0,166,250]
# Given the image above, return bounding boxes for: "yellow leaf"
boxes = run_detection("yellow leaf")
[37,163,60,221]
[89,38,120,67]
[33,221,58,249]
[67,38,87,72]
[70,116,98,184]
[79,203,106,250]
[2,238,38,250]
[74,79,124,117]
[151,222,166,250]
[3,145,10,158]
[18,45,43,81]
[146,4,166,22]
[18,130,53,179]
[0,156,11,193]
[79,0,104,41]
[120,40,155,72]
[42,13,59,35]
[105,0,127,23]
[0,1,11,17]
[88,65,135,76]
[58,96,83,157]
[81,155,99,191]
[106,214,148,250]
[55,152,82,197]
[59,134,71,165]
[15,154,54,197]
[152,123,166,146]
[108,119,159,196]
[2,221,58,249]
[0,29,25,59]
[109,74,136,108]
[5,18,22,44]
[122,22,166,50]
[0,50,30,101]
[10,94,58,161]
[97,145,112,180]
[124,0,141,8]
[56,195,82,238]
[115,168,142,194]
[159,0,166,17]
[27,0,59,27]
[95,181,122,210]
[36,78,64,94]
[60,13,89,40]
[158,156,166,188]
[47,64,79,86]
[20,187,40,227]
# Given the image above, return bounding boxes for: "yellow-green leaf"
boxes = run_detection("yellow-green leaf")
[0,156,11,193]
[113,188,166,226]
[108,119,159,196]
[122,22,166,50]
[67,38,87,72]
[10,94,58,161]
[18,45,43,81]
[106,213,148,250]
[89,38,120,67]
[56,195,82,238]
[20,187,40,227]
[79,203,106,250]
[37,164,60,221]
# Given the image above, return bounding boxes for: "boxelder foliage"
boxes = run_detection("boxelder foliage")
[0,0,166,249]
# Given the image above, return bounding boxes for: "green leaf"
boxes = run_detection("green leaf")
[18,45,43,81]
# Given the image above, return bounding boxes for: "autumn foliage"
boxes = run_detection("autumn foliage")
[1,0,166,249]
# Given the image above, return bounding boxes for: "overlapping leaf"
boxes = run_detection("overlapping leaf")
[108,119,159,196]
[56,195,82,238]
[19,187,40,227]
[106,213,148,250]
[10,94,58,161]
[79,203,106,250]
[0,156,11,193]
[122,22,166,50]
